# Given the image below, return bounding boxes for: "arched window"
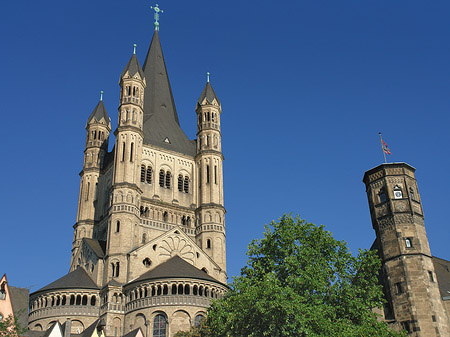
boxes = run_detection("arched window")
[214,166,218,184]
[193,285,198,295]
[187,217,191,227]
[172,284,177,295]
[207,239,211,249]
[178,284,184,295]
[146,167,152,184]
[181,216,186,226]
[163,211,168,222]
[122,142,126,161]
[184,284,190,295]
[130,143,134,162]
[409,187,415,201]
[206,165,210,184]
[116,221,120,233]
[141,165,146,182]
[76,295,81,305]
[142,233,147,244]
[159,170,165,187]
[184,177,189,193]
[82,295,88,305]
[405,238,413,248]
[379,188,386,203]
[90,296,96,306]
[178,175,183,191]
[163,285,168,295]
[70,295,75,305]
[153,314,167,337]
[112,262,120,277]
[165,171,171,188]
[194,314,204,328]
[61,296,66,306]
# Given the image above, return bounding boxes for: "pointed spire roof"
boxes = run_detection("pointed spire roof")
[198,81,220,106]
[87,99,110,125]
[141,31,196,156]
[120,53,145,80]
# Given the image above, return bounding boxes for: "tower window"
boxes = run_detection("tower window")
[146,167,152,184]
[122,142,126,161]
[207,239,211,249]
[395,282,403,294]
[401,321,411,333]
[178,175,183,192]
[165,171,171,188]
[142,233,147,244]
[130,143,134,162]
[409,187,416,201]
[111,262,120,277]
[206,165,210,184]
[184,176,189,193]
[429,271,435,282]
[214,165,217,184]
[379,188,386,203]
[405,238,413,248]
[141,165,146,182]
[116,221,120,233]
[86,182,90,201]
[159,170,165,187]
[163,211,168,222]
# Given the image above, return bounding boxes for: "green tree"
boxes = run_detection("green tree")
[179,215,405,337]
[0,313,26,337]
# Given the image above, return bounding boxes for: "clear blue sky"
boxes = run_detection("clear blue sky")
[1,0,449,291]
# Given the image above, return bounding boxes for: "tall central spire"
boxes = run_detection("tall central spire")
[141,30,196,156]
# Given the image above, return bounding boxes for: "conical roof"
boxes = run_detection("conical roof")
[34,267,99,294]
[86,100,110,125]
[131,255,221,284]
[141,31,196,156]
[120,53,145,80]
[198,82,220,106]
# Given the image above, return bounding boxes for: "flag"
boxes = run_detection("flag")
[381,139,392,155]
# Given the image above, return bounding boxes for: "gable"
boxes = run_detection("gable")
[127,227,225,283]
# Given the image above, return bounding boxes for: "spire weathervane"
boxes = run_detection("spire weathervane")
[206,72,210,83]
[150,3,164,31]
[100,91,104,101]
[133,44,137,54]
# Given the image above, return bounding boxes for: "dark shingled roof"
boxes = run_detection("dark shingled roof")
[84,239,106,258]
[433,256,450,300]
[122,328,142,337]
[132,255,220,284]
[141,30,196,157]
[35,268,99,293]
[9,286,29,329]
[87,100,110,125]
[120,54,145,80]
[198,82,220,106]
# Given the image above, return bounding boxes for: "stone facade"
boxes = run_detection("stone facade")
[363,163,450,336]
[28,27,227,337]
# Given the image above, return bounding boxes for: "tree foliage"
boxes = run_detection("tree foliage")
[0,313,26,337]
[179,215,405,337]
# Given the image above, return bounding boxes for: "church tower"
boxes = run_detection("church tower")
[363,163,450,336]
[29,6,228,337]
[195,75,226,271]
[72,95,111,264]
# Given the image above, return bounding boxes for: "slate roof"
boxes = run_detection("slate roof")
[122,328,142,337]
[9,286,29,329]
[141,31,196,157]
[84,239,106,258]
[87,100,110,125]
[433,256,450,300]
[34,268,99,294]
[131,255,221,284]
[198,82,220,106]
[120,54,145,80]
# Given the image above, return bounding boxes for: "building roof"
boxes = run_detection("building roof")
[132,255,221,284]
[83,239,106,258]
[141,30,196,157]
[86,100,110,125]
[34,267,99,294]
[120,53,145,80]
[9,286,29,329]
[198,82,220,106]
[122,328,143,337]
[433,256,450,300]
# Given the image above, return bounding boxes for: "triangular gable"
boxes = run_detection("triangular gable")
[127,226,224,283]
[43,321,63,337]
[122,327,144,337]
[0,274,14,320]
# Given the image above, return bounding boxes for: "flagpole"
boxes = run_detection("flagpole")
[379,132,387,163]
